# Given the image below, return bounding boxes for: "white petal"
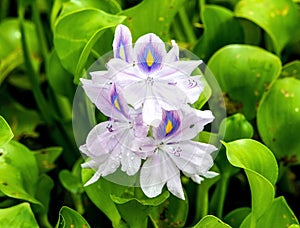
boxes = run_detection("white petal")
[122,80,147,109]
[166,141,216,176]
[164,40,179,63]
[142,98,162,127]
[166,166,185,200]
[90,71,112,84]
[83,169,102,186]
[175,76,203,104]
[152,82,187,110]
[113,24,133,63]
[107,58,144,88]
[86,122,120,156]
[203,171,219,178]
[140,152,167,198]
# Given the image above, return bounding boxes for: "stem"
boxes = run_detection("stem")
[195,181,210,221]
[18,5,53,124]
[216,173,230,218]
[72,193,85,215]
[178,7,197,43]
[31,0,49,60]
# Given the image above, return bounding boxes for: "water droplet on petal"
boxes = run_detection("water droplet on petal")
[130,156,135,160]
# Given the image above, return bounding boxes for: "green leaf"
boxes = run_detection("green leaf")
[47,50,75,98]
[81,168,124,227]
[194,5,244,62]
[0,116,13,146]
[34,174,54,228]
[0,203,39,228]
[0,141,41,205]
[111,188,169,206]
[117,200,151,228]
[192,215,231,228]
[150,193,188,228]
[59,169,84,194]
[120,0,186,40]
[54,3,126,83]
[241,197,299,227]
[257,77,300,164]
[0,18,40,84]
[56,206,90,228]
[224,139,278,222]
[280,60,300,80]
[208,44,281,119]
[235,0,300,54]
[219,113,254,142]
[224,207,251,228]
[224,139,278,185]
[33,147,62,173]
[0,94,42,139]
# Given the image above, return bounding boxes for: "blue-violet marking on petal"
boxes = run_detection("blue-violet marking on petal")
[156,110,180,139]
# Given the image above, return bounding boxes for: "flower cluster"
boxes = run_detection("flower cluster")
[80,25,218,200]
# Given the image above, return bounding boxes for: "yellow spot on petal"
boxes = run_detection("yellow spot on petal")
[166,120,173,134]
[114,98,121,110]
[119,45,126,60]
[146,50,154,67]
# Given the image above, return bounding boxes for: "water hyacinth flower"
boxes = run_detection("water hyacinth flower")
[138,108,218,200]
[80,82,149,186]
[80,24,218,200]
[96,24,204,126]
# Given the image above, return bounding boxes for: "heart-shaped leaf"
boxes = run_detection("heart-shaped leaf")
[0,141,40,205]
[280,60,300,80]
[192,215,231,228]
[234,0,300,54]
[224,139,278,221]
[257,77,300,164]
[56,206,90,228]
[120,0,186,40]
[208,44,281,119]
[194,5,244,62]
[54,3,125,83]
[0,203,39,228]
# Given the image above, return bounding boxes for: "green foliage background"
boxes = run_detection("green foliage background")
[0,0,299,227]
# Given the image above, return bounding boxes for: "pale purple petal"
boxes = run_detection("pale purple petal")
[134,33,166,74]
[174,76,203,104]
[166,171,185,200]
[85,121,120,155]
[81,80,130,121]
[140,152,167,198]
[121,80,147,109]
[164,40,179,63]
[153,82,187,110]
[165,141,216,177]
[90,71,112,84]
[167,107,214,142]
[106,58,144,87]
[113,24,133,63]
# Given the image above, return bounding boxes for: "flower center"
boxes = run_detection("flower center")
[146,76,154,86]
